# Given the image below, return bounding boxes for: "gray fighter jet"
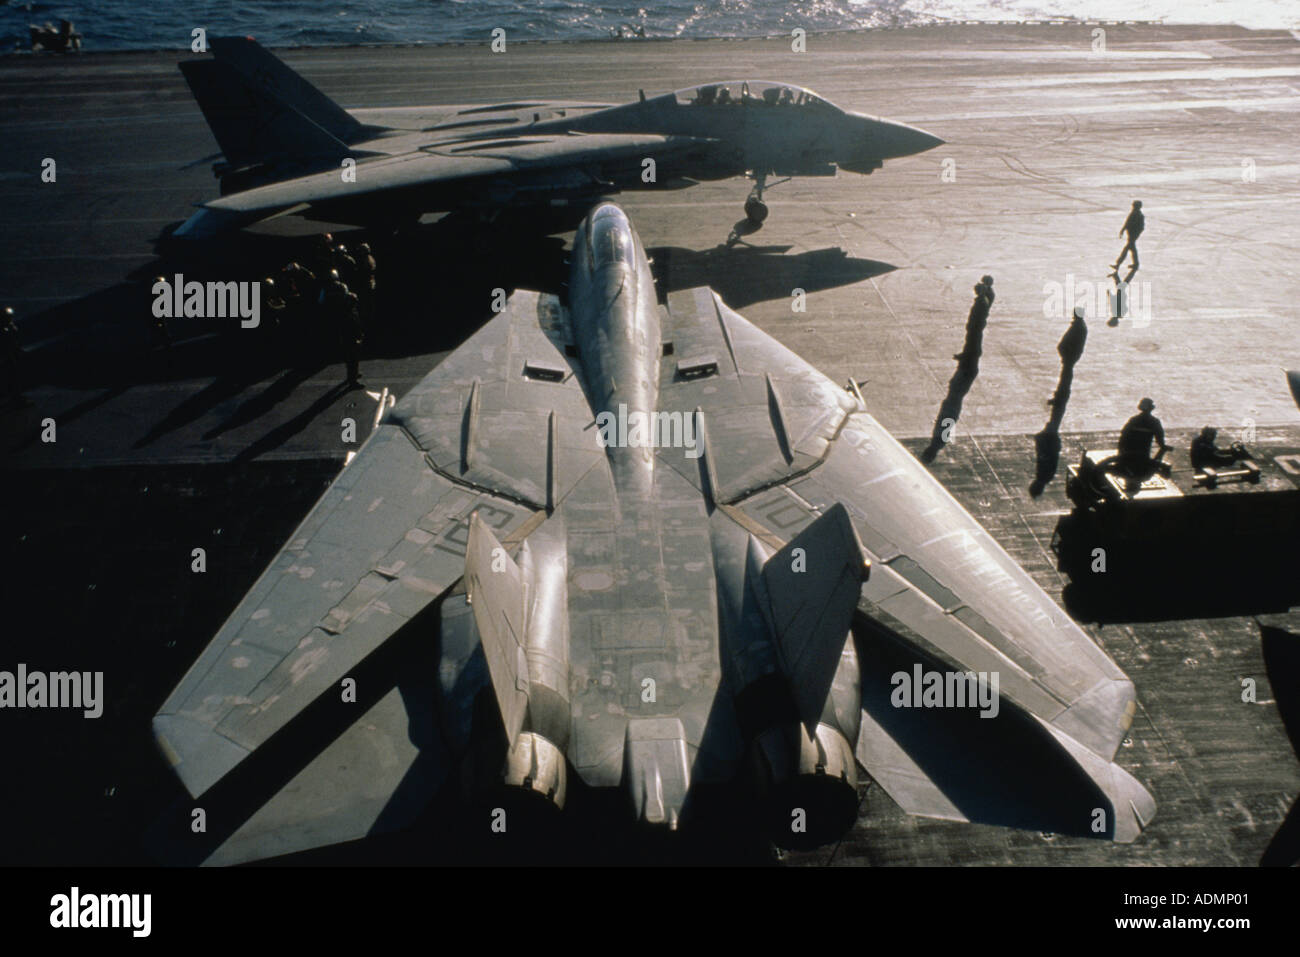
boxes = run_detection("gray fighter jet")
[153,204,1153,864]
[172,37,943,240]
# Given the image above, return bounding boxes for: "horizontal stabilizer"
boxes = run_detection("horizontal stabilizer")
[756,503,869,732]
[465,512,530,745]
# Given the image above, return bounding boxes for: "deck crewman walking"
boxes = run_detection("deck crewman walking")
[1113,200,1144,272]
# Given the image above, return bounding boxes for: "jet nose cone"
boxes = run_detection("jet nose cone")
[851,113,944,160]
[875,118,945,158]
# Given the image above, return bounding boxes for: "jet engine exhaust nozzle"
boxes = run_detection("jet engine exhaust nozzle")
[752,722,859,850]
[464,730,568,840]
[501,731,568,810]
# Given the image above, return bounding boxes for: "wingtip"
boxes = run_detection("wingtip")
[152,712,250,799]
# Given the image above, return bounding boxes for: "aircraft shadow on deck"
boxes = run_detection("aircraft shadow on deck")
[245,779,782,867]
[1259,621,1300,867]
[10,226,894,463]
[19,166,895,377]
[649,244,894,309]
[854,617,1119,839]
[1055,514,1300,624]
[19,218,571,392]
[21,226,888,399]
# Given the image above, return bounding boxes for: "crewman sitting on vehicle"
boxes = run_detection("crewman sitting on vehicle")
[1190,426,1251,470]
[1089,397,1171,492]
[1116,396,1169,473]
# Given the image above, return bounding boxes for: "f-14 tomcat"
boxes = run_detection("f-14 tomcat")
[153,204,1154,864]
[172,36,943,240]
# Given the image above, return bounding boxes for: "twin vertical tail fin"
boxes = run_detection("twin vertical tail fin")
[737,504,869,848]
[460,514,574,816]
[752,503,870,732]
[464,512,531,746]
[179,36,366,172]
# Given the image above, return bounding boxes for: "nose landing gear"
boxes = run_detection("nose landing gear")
[726,172,778,247]
[741,171,793,227]
[743,170,772,227]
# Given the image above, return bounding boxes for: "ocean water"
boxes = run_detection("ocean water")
[2,0,1296,52]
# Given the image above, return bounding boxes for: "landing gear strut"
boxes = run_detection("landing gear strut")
[744,173,769,226]
[726,172,788,247]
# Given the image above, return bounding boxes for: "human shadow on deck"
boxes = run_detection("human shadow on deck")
[1029,356,1078,497]
[920,295,991,465]
[920,367,977,465]
[649,244,894,309]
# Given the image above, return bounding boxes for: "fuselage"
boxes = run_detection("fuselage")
[443,204,862,839]
[527,81,944,179]
[568,204,662,498]
[180,76,943,238]
[559,205,728,823]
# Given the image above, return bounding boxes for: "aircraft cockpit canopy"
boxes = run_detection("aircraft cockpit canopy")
[673,81,837,111]
[588,204,634,268]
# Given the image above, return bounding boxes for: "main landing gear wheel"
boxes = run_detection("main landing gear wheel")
[744,196,769,225]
